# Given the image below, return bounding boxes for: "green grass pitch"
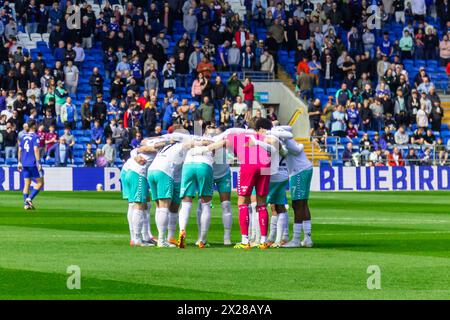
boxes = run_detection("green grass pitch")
[0,191,449,300]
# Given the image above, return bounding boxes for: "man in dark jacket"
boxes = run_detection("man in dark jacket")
[142,103,157,136]
[89,67,104,98]
[92,94,107,125]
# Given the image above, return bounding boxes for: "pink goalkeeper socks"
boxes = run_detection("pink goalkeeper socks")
[257,205,269,237]
[238,204,249,236]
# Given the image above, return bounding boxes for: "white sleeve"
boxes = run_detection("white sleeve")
[267,129,293,140]
[213,128,248,142]
[163,132,192,142]
[273,125,293,132]
[285,138,303,155]
[249,135,276,153]
[191,146,209,155]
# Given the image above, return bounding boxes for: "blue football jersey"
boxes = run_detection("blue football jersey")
[20,133,39,167]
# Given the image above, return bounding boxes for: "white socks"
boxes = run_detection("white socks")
[221,200,232,241]
[155,207,169,242]
[276,212,288,244]
[200,201,212,243]
[179,201,192,231]
[132,208,145,243]
[127,203,133,240]
[168,211,179,240]
[141,202,153,241]
[249,202,259,241]
[293,223,303,242]
[196,202,202,241]
[303,220,312,240]
[283,214,289,241]
[268,215,278,242]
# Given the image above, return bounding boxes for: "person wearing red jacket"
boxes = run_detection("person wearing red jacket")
[234,25,249,48]
[136,90,150,110]
[297,57,310,75]
[242,77,254,110]
[388,147,405,166]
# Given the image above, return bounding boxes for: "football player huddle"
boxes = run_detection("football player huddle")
[120,119,313,250]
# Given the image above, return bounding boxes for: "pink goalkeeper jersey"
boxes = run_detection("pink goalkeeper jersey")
[227,133,272,169]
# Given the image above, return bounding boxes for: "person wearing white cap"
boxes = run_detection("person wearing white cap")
[228,41,241,72]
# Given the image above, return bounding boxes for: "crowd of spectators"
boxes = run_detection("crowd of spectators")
[298,0,450,166]
[0,0,281,167]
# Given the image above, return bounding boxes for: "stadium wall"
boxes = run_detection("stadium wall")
[1,166,449,192]
[253,82,310,138]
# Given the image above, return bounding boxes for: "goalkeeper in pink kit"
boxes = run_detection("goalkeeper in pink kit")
[203,118,277,249]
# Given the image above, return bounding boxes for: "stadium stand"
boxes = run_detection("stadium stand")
[0,0,449,168]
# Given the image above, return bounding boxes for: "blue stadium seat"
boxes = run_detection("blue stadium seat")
[332,160,344,167]
[427,60,438,69]
[319,160,331,167]
[326,137,339,145]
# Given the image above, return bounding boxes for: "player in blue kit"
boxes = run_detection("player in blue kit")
[17,120,44,210]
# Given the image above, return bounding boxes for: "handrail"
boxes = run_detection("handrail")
[238,71,275,81]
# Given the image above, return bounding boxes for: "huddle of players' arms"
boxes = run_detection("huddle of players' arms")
[121,118,314,249]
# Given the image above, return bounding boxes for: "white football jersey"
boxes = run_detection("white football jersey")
[212,147,230,179]
[284,138,313,177]
[270,155,289,182]
[127,158,149,178]
[148,142,187,181]
[184,146,215,167]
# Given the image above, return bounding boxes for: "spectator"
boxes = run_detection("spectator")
[420,147,432,165]
[308,98,322,136]
[436,138,449,165]
[228,41,241,71]
[346,122,358,140]
[61,126,76,164]
[183,8,198,42]
[44,124,57,153]
[198,96,214,125]
[342,142,355,166]
[54,80,68,119]
[416,104,429,129]
[232,96,248,127]
[430,101,444,132]
[142,103,157,136]
[359,133,373,164]
[47,137,69,167]
[36,124,46,159]
[60,97,77,129]
[3,123,17,159]
[188,43,204,75]
[131,132,143,148]
[73,42,85,68]
[424,128,436,146]
[102,137,116,167]
[372,133,387,151]
[242,77,254,110]
[197,56,215,79]
[91,120,104,145]
[81,98,93,130]
[89,67,104,98]
[92,94,107,125]
[63,60,79,96]
[406,148,419,166]
[175,52,189,90]
[330,105,347,137]
[83,143,96,167]
[227,73,243,100]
